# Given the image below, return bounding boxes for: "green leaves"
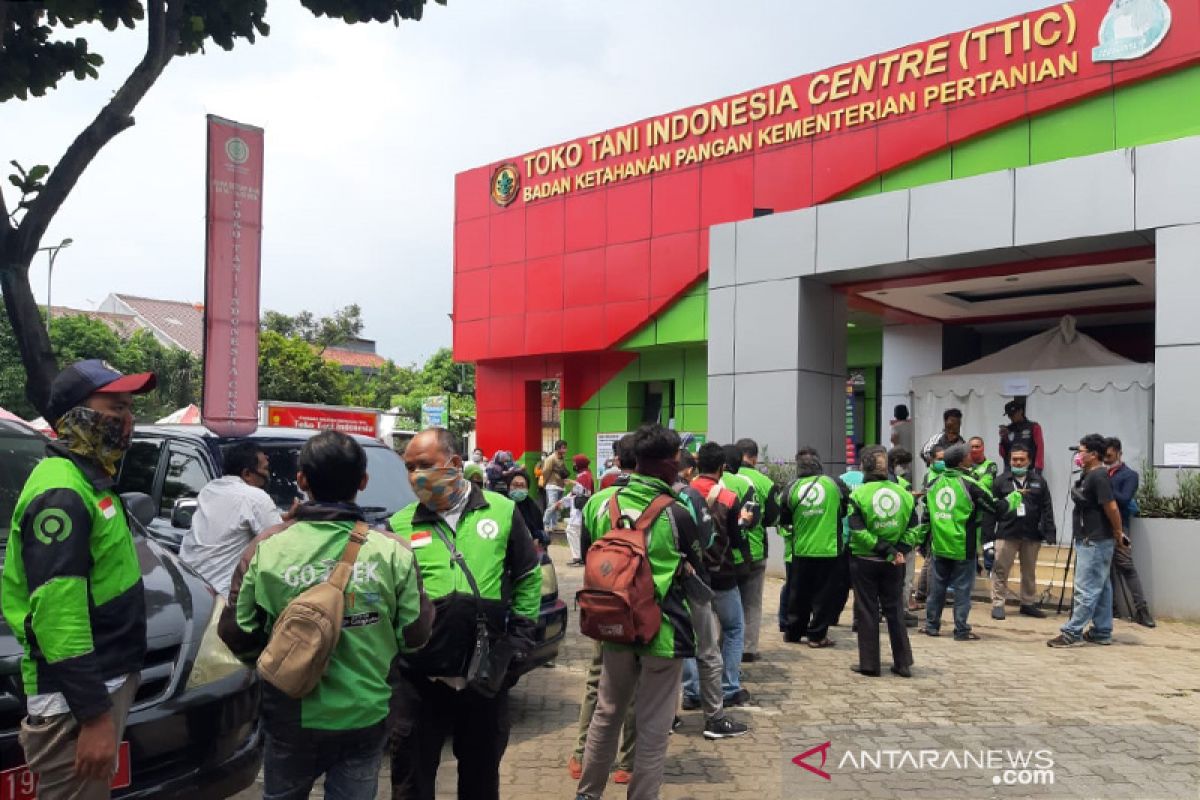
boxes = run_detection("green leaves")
[6,161,51,222]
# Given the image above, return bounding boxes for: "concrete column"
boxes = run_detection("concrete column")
[1153,224,1200,490]
[880,323,944,444]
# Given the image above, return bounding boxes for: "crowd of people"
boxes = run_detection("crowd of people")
[1,357,1159,800]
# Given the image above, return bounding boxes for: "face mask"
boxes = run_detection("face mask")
[1012,466,1028,477]
[931,460,946,474]
[510,489,529,503]
[55,406,132,476]
[411,462,469,511]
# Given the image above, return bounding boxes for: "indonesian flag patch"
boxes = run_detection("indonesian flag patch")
[411,530,432,549]
[98,497,117,520]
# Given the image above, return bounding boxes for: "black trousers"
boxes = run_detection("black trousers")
[1111,544,1150,616]
[851,557,913,673]
[823,549,853,628]
[785,556,837,641]
[390,675,511,800]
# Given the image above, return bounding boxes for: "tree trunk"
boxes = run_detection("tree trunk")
[0,244,57,416]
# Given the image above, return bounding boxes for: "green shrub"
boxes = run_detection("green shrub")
[1136,463,1200,520]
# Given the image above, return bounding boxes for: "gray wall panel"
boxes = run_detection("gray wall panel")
[735,209,817,283]
[909,171,1014,259]
[1015,150,1135,245]
[707,286,736,376]
[816,191,909,273]
[733,371,799,456]
[708,375,735,443]
[735,280,799,373]
[709,223,737,288]
[1136,138,1200,230]
[1155,223,1200,347]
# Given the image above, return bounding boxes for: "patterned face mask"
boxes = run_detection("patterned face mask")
[411,461,469,512]
[55,406,132,476]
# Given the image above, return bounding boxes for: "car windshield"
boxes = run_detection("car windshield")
[0,431,47,546]
[227,441,415,516]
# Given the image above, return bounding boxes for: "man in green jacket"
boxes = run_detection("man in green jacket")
[220,431,434,798]
[3,360,157,799]
[731,439,779,662]
[847,446,921,678]
[576,424,705,800]
[389,428,542,800]
[969,436,1001,574]
[922,444,1021,641]
[780,449,851,647]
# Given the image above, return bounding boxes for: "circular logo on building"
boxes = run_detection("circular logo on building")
[934,486,957,513]
[225,137,250,165]
[798,481,826,508]
[1093,0,1172,63]
[490,163,520,207]
[872,487,902,519]
[476,519,500,540]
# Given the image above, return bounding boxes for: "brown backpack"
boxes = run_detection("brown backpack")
[256,521,368,699]
[576,492,675,646]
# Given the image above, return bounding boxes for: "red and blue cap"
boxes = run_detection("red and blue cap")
[47,359,157,422]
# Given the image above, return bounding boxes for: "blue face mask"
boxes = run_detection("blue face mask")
[509,489,529,503]
[1012,466,1028,476]
[932,460,946,473]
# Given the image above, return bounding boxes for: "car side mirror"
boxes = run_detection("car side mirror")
[171,497,199,529]
[121,492,157,528]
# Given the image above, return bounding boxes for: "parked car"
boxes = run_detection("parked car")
[0,420,261,799]
[121,425,567,677]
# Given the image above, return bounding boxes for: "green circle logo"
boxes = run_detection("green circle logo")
[32,508,72,545]
[225,137,250,165]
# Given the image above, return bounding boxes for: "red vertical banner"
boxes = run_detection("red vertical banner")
[203,115,264,437]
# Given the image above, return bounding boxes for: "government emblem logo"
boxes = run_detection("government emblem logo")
[225,137,250,165]
[490,163,520,207]
[1093,0,1172,62]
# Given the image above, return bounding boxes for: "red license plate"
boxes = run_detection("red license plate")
[0,741,130,800]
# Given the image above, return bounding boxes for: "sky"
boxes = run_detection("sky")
[0,0,1051,365]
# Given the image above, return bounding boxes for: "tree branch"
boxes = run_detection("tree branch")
[13,0,182,263]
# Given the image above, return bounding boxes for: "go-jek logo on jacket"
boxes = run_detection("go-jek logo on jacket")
[798,481,826,512]
[283,559,381,589]
[871,487,902,519]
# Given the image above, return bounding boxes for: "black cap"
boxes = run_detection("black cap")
[47,360,157,422]
[1003,399,1025,417]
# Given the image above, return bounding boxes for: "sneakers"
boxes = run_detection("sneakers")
[849,664,881,677]
[922,626,940,637]
[890,664,913,678]
[991,606,1006,620]
[725,688,753,707]
[954,632,981,641]
[1019,604,1047,619]
[681,695,701,711]
[568,755,582,780]
[670,716,682,734]
[613,769,632,784]
[1135,608,1157,628]
[703,717,749,740]
[1082,628,1112,645]
[1047,633,1082,648]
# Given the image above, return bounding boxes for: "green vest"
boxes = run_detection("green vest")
[2,455,145,714]
[720,472,757,565]
[583,475,694,660]
[737,466,774,563]
[848,481,918,558]
[784,475,843,558]
[233,520,427,732]
[389,491,540,623]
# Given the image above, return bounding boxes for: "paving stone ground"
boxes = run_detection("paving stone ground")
[234,542,1200,799]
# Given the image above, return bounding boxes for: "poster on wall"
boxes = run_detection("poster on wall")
[597,432,630,476]
[202,115,264,438]
[421,396,448,429]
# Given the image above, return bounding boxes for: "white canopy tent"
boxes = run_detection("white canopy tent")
[910,317,1154,542]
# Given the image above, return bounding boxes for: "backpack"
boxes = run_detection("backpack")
[576,491,675,646]
[702,484,734,574]
[256,521,368,699]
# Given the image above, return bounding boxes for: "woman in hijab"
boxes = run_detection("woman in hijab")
[507,470,549,547]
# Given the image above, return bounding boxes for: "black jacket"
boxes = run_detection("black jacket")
[993,471,1056,544]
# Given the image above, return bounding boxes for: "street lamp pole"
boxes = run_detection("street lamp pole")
[36,238,73,339]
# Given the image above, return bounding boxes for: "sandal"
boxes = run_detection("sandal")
[807,638,836,649]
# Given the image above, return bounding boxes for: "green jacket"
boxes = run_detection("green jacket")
[581,474,703,660]
[971,459,999,492]
[2,446,145,722]
[733,466,779,563]
[921,469,1020,560]
[389,485,542,680]
[782,474,851,558]
[719,472,757,565]
[848,480,921,559]
[220,504,433,737]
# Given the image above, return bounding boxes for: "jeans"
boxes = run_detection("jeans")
[925,556,976,638]
[1062,538,1115,641]
[544,484,563,531]
[684,587,744,702]
[264,732,384,800]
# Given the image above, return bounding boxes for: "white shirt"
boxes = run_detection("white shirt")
[180,476,284,596]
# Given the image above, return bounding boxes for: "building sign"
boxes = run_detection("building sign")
[421,395,449,429]
[596,432,629,474]
[495,1,1192,206]
[203,115,263,438]
[265,404,379,437]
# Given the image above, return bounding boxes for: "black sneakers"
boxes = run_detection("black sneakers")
[1019,605,1047,619]
[681,695,701,711]
[703,717,749,740]
[1135,608,1157,628]
[725,688,753,707]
